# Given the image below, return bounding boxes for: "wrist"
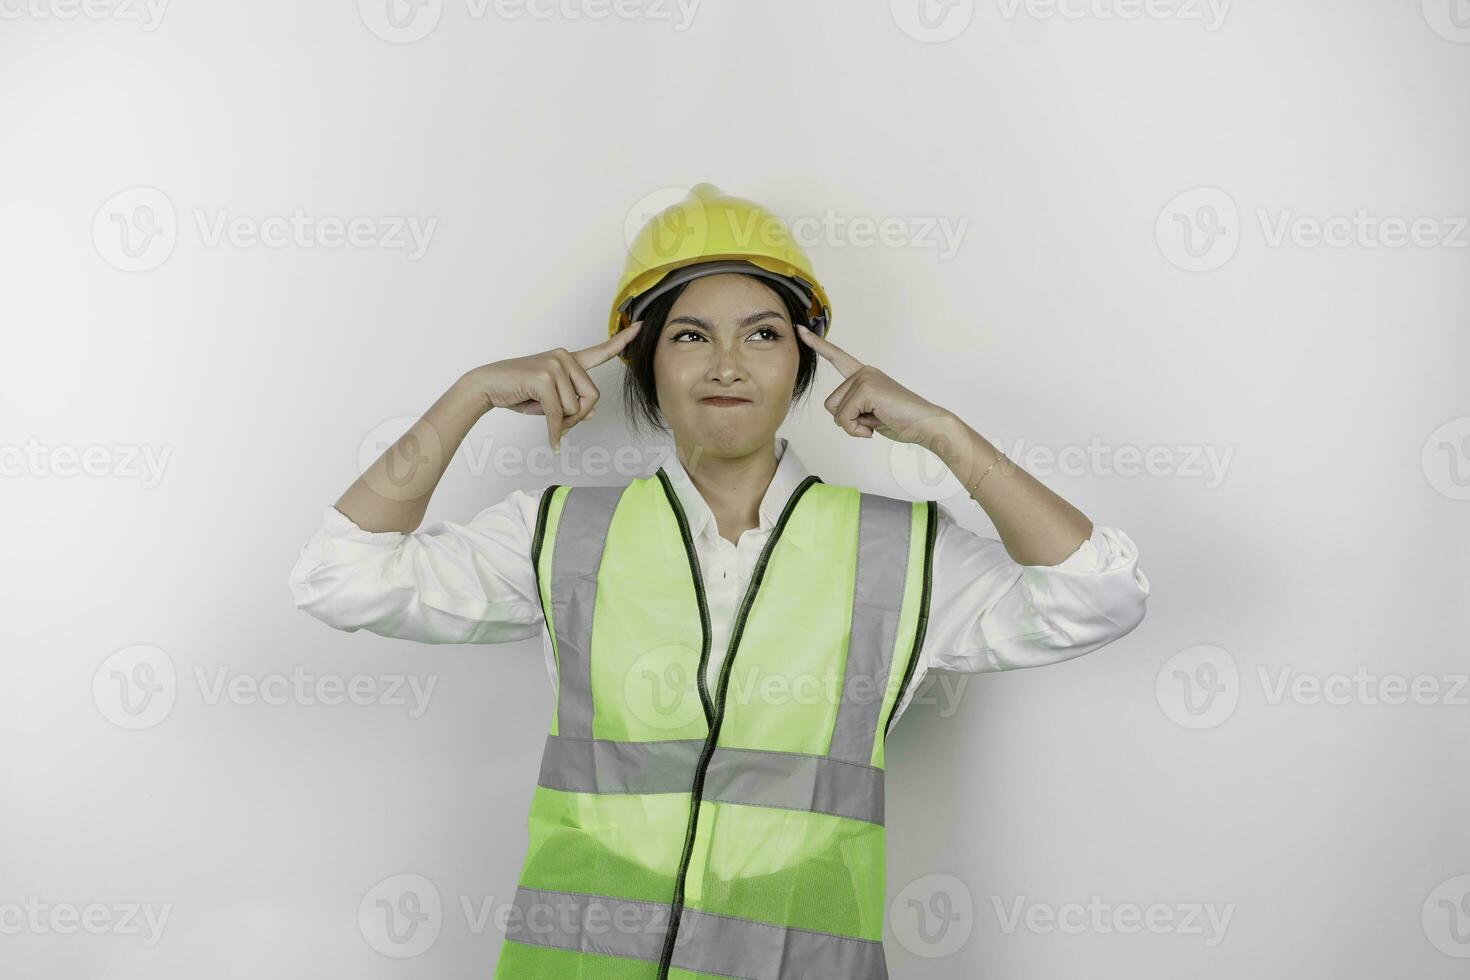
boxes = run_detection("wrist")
[918,409,969,464]
[924,413,1008,491]
[446,369,495,420]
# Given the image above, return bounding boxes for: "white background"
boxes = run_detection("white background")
[2,0,1468,977]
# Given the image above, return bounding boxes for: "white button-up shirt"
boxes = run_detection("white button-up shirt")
[288,436,1150,728]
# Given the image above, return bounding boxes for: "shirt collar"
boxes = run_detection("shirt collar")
[660,435,815,551]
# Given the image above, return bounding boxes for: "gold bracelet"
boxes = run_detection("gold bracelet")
[965,450,1007,497]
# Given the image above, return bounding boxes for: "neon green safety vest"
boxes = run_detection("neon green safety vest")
[493,466,937,980]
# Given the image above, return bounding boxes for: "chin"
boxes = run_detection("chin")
[679,417,779,458]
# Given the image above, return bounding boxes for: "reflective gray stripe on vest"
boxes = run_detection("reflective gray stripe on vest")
[828,493,914,766]
[675,902,888,980]
[538,734,703,794]
[539,734,885,825]
[504,886,889,979]
[706,744,884,825]
[504,886,667,962]
[548,485,624,739]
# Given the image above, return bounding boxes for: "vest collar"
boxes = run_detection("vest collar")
[658,436,817,554]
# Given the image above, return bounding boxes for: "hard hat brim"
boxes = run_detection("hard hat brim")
[626,259,825,334]
[611,255,830,343]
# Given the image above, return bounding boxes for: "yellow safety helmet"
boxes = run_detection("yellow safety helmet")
[609,183,832,350]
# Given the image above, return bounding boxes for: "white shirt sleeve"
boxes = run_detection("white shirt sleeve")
[287,489,548,645]
[886,504,1149,728]
[922,504,1151,673]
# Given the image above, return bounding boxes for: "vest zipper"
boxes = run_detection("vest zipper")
[652,468,822,980]
[655,469,715,724]
[884,498,939,740]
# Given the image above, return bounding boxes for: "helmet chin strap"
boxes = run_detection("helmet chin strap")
[626,259,829,337]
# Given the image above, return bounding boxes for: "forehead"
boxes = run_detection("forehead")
[667,273,789,321]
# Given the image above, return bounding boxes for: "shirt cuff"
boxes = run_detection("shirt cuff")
[321,505,408,543]
[292,506,411,575]
[1032,525,1150,590]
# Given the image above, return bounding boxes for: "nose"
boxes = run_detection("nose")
[705,338,746,383]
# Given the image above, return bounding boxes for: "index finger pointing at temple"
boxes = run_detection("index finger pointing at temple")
[797,322,864,378]
[574,320,644,369]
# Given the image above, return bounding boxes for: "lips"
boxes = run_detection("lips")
[700,396,751,406]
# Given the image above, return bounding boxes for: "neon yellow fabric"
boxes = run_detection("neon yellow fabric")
[497,474,933,978]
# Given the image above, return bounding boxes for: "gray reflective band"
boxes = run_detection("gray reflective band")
[504,887,889,979]
[504,886,668,962]
[705,745,884,825]
[828,493,914,765]
[549,485,625,739]
[538,735,704,795]
[675,902,888,980]
[539,735,885,825]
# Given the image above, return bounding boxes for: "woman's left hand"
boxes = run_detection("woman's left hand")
[795,322,954,445]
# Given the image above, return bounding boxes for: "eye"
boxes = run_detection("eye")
[671,328,707,342]
[750,325,781,341]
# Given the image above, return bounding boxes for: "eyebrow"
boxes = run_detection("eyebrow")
[666,309,786,330]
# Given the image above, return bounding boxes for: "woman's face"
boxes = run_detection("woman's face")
[653,273,799,459]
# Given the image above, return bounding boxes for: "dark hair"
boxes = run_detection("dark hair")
[619,275,820,437]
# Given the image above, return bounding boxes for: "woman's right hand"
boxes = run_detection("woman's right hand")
[462,321,643,450]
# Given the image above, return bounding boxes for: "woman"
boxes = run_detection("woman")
[290,184,1149,979]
